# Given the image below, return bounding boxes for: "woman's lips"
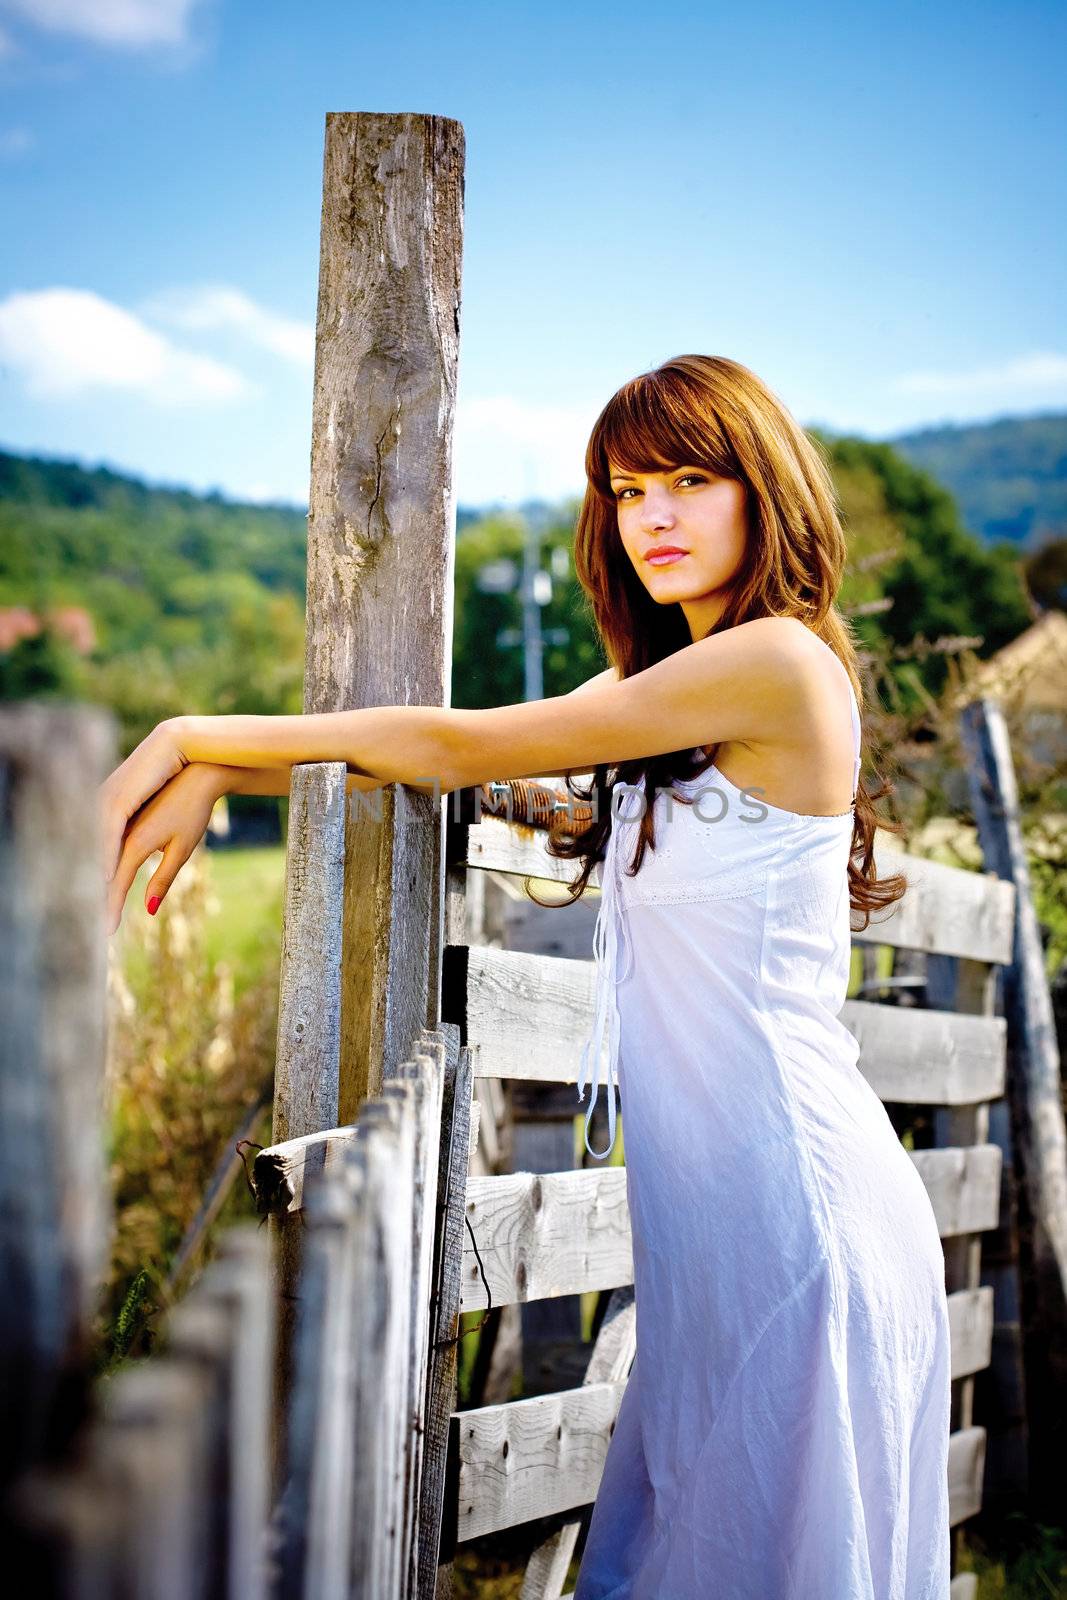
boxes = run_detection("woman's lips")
[646,551,688,566]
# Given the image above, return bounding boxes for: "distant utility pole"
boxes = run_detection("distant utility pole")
[476,511,570,701]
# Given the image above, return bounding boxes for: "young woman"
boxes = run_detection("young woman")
[100,354,952,1598]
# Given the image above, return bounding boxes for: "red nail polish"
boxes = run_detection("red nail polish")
[147,895,160,915]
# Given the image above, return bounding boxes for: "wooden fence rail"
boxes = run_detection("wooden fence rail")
[437,779,1023,1600]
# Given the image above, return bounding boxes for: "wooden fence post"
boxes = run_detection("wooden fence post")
[0,704,115,1498]
[298,109,464,1126]
[166,1227,275,1600]
[270,110,464,1487]
[960,694,1067,1520]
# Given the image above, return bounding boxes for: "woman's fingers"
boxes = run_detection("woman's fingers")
[105,822,184,934]
[106,832,194,936]
[102,763,222,936]
[99,771,132,886]
[99,723,187,883]
[143,837,192,918]
[106,830,155,937]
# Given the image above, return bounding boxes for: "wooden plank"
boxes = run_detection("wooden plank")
[0,704,114,1488]
[909,1146,1001,1239]
[253,1126,359,1215]
[416,1030,470,1599]
[5,1450,126,1596]
[947,1286,994,1381]
[468,1097,483,1164]
[273,762,348,1143]
[455,818,1014,964]
[514,1113,584,1398]
[457,1380,984,1546]
[460,1169,631,1312]
[399,1034,448,1600]
[251,1074,471,1224]
[256,1139,1000,1309]
[359,1091,418,1600]
[96,1360,216,1599]
[458,1150,1000,1313]
[276,1153,361,1599]
[459,944,1007,1105]
[164,1294,238,1595]
[521,1287,637,1600]
[279,1077,420,1600]
[929,943,997,1579]
[270,763,348,1493]
[843,1001,1005,1107]
[455,1378,625,1539]
[947,1425,986,1526]
[167,1228,274,1600]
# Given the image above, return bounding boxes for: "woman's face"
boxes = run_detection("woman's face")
[608,460,748,640]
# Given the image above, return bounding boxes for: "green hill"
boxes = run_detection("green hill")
[886,411,1067,551]
[0,426,1041,740]
[0,447,312,742]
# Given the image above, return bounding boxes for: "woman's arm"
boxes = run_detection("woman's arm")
[102,617,827,887]
[214,763,420,798]
[208,679,619,793]
[173,617,820,794]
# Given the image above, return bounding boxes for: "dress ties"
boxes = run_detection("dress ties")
[576,782,639,1161]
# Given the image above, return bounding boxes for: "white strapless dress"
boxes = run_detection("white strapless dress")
[572,659,951,1599]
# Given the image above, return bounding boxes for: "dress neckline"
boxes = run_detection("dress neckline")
[695,761,856,823]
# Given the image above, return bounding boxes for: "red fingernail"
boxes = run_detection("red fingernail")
[147,895,160,915]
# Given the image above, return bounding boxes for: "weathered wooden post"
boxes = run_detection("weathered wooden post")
[960,694,1067,1522]
[0,704,115,1505]
[269,109,465,1472]
[287,107,464,1130]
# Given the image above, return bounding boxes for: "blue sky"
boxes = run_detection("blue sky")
[0,0,1063,510]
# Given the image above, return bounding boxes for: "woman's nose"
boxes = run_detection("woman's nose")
[640,492,675,530]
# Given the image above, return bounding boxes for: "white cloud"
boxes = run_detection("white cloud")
[454,393,593,505]
[890,350,1067,398]
[0,126,33,157]
[231,481,307,507]
[0,286,250,404]
[140,284,315,367]
[0,0,201,48]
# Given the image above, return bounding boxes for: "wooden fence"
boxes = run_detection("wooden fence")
[3,106,1065,1599]
[1,693,1056,1600]
[439,791,1017,1600]
[0,705,455,1596]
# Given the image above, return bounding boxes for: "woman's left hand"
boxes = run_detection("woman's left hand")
[99,718,191,887]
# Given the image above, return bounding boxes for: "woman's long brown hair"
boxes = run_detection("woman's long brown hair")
[532,353,906,931]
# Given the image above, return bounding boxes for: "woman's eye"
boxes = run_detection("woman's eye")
[615,473,706,501]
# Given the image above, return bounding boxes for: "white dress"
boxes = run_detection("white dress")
[573,656,952,1599]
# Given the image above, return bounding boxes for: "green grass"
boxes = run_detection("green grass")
[957,1514,1067,1597]
[200,843,287,990]
[120,841,286,999]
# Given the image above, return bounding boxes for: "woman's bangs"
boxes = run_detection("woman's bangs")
[592,376,733,496]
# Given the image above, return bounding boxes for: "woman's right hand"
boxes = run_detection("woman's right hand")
[104,761,230,937]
